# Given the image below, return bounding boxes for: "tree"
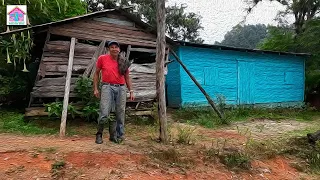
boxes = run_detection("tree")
[216,24,267,49]
[0,0,87,33]
[259,19,320,96]
[247,0,320,34]
[0,0,87,105]
[86,0,204,43]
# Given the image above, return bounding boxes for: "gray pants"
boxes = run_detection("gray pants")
[98,84,126,138]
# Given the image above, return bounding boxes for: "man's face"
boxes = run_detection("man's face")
[109,44,120,57]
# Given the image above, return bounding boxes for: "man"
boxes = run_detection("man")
[93,41,134,144]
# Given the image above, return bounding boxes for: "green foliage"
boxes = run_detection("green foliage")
[44,102,80,119]
[86,0,204,43]
[74,76,100,121]
[0,74,27,97]
[220,152,251,170]
[45,76,99,121]
[257,26,296,51]
[0,0,87,32]
[176,125,196,145]
[258,19,320,95]
[0,110,56,134]
[217,24,267,49]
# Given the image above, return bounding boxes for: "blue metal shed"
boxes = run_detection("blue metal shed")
[166,41,309,108]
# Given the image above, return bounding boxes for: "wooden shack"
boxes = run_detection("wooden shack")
[1,8,169,110]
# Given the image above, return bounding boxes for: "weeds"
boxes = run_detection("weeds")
[150,148,194,168]
[176,125,196,145]
[51,161,66,179]
[220,152,251,170]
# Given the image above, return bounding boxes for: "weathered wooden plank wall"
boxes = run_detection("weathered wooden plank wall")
[50,14,157,47]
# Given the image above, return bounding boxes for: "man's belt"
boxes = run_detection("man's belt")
[102,82,125,87]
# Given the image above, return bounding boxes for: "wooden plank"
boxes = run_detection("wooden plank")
[43,52,94,59]
[43,57,90,65]
[82,19,141,31]
[45,64,86,72]
[35,78,77,87]
[31,91,76,98]
[52,27,157,46]
[64,22,156,41]
[50,28,157,47]
[33,85,76,92]
[156,0,168,143]
[45,41,97,54]
[126,45,131,61]
[93,17,135,27]
[25,107,49,117]
[60,37,76,137]
[84,40,107,77]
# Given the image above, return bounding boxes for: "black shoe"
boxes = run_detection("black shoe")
[95,133,103,144]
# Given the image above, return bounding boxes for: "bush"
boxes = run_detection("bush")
[45,76,99,121]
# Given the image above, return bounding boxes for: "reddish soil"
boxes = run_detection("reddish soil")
[0,133,317,180]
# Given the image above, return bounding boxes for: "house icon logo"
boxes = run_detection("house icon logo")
[7,5,27,26]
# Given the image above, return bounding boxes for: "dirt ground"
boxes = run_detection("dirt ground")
[0,119,319,180]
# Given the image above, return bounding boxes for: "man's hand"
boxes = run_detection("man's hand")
[94,89,100,99]
[129,91,134,101]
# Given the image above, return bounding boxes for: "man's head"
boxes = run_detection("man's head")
[108,41,120,57]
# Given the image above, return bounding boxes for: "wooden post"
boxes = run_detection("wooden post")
[60,37,76,137]
[126,45,131,61]
[169,49,224,119]
[156,0,167,143]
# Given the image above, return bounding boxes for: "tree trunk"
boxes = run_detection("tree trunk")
[60,37,76,137]
[156,0,167,143]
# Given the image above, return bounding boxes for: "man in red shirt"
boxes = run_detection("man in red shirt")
[93,41,134,144]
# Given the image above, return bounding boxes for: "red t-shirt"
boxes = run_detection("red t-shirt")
[96,54,129,84]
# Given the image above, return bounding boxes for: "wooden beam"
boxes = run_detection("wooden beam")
[156,0,168,143]
[83,40,106,77]
[169,49,224,119]
[126,45,131,61]
[60,37,76,137]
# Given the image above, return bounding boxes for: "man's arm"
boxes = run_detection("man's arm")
[124,70,132,91]
[124,70,134,101]
[93,67,101,98]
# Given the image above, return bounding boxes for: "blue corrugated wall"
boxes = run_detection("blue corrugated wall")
[166,46,305,107]
[166,48,181,107]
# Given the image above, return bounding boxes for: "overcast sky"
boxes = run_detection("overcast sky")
[167,0,294,44]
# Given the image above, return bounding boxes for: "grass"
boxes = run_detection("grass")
[176,125,196,145]
[220,152,251,170]
[150,148,195,168]
[173,106,320,129]
[0,109,97,136]
[0,110,57,135]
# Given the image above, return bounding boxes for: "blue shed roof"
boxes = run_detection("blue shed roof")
[175,40,310,57]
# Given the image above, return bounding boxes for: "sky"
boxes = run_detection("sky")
[167,0,294,44]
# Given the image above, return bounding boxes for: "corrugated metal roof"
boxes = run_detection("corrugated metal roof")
[175,40,311,57]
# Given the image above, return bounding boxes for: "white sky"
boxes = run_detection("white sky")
[167,0,294,44]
